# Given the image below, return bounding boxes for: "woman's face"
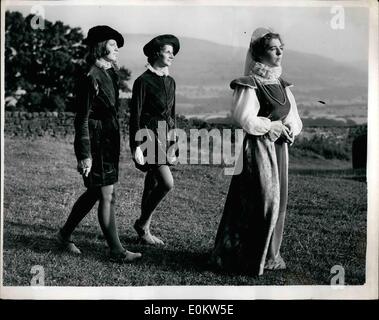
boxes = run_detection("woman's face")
[260,38,283,67]
[104,39,119,62]
[155,44,174,67]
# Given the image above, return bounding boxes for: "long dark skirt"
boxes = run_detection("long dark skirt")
[212,134,288,275]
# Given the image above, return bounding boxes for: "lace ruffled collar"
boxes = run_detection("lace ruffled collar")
[95,59,113,70]
[146,63,169,76]
[248,61,282,84]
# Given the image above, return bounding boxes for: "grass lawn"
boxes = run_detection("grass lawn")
[2,136,367,286]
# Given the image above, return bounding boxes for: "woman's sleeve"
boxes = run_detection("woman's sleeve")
[172,80,176,129]
[231,86,271,135]
[129,78,144,153]
[283,87,303,136]
[74,75,96,161]
[171,81,180,156]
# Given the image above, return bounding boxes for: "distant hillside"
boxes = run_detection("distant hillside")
[119,34,368,114]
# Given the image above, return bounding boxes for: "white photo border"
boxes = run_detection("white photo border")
[0,0,378,300]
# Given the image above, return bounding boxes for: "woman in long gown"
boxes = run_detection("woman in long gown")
[211,28,302,276]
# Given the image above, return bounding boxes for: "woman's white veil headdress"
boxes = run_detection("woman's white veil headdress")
[244,27,282,81]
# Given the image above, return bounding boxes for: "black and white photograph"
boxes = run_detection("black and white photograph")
[0,0,378,300]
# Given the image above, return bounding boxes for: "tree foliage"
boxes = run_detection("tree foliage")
[5,10,132,111]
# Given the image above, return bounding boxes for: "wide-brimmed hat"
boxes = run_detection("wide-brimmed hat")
[83,25,124,48]
[143,34,180,57]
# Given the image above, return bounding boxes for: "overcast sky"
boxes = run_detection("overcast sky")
[5,0,370,63]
